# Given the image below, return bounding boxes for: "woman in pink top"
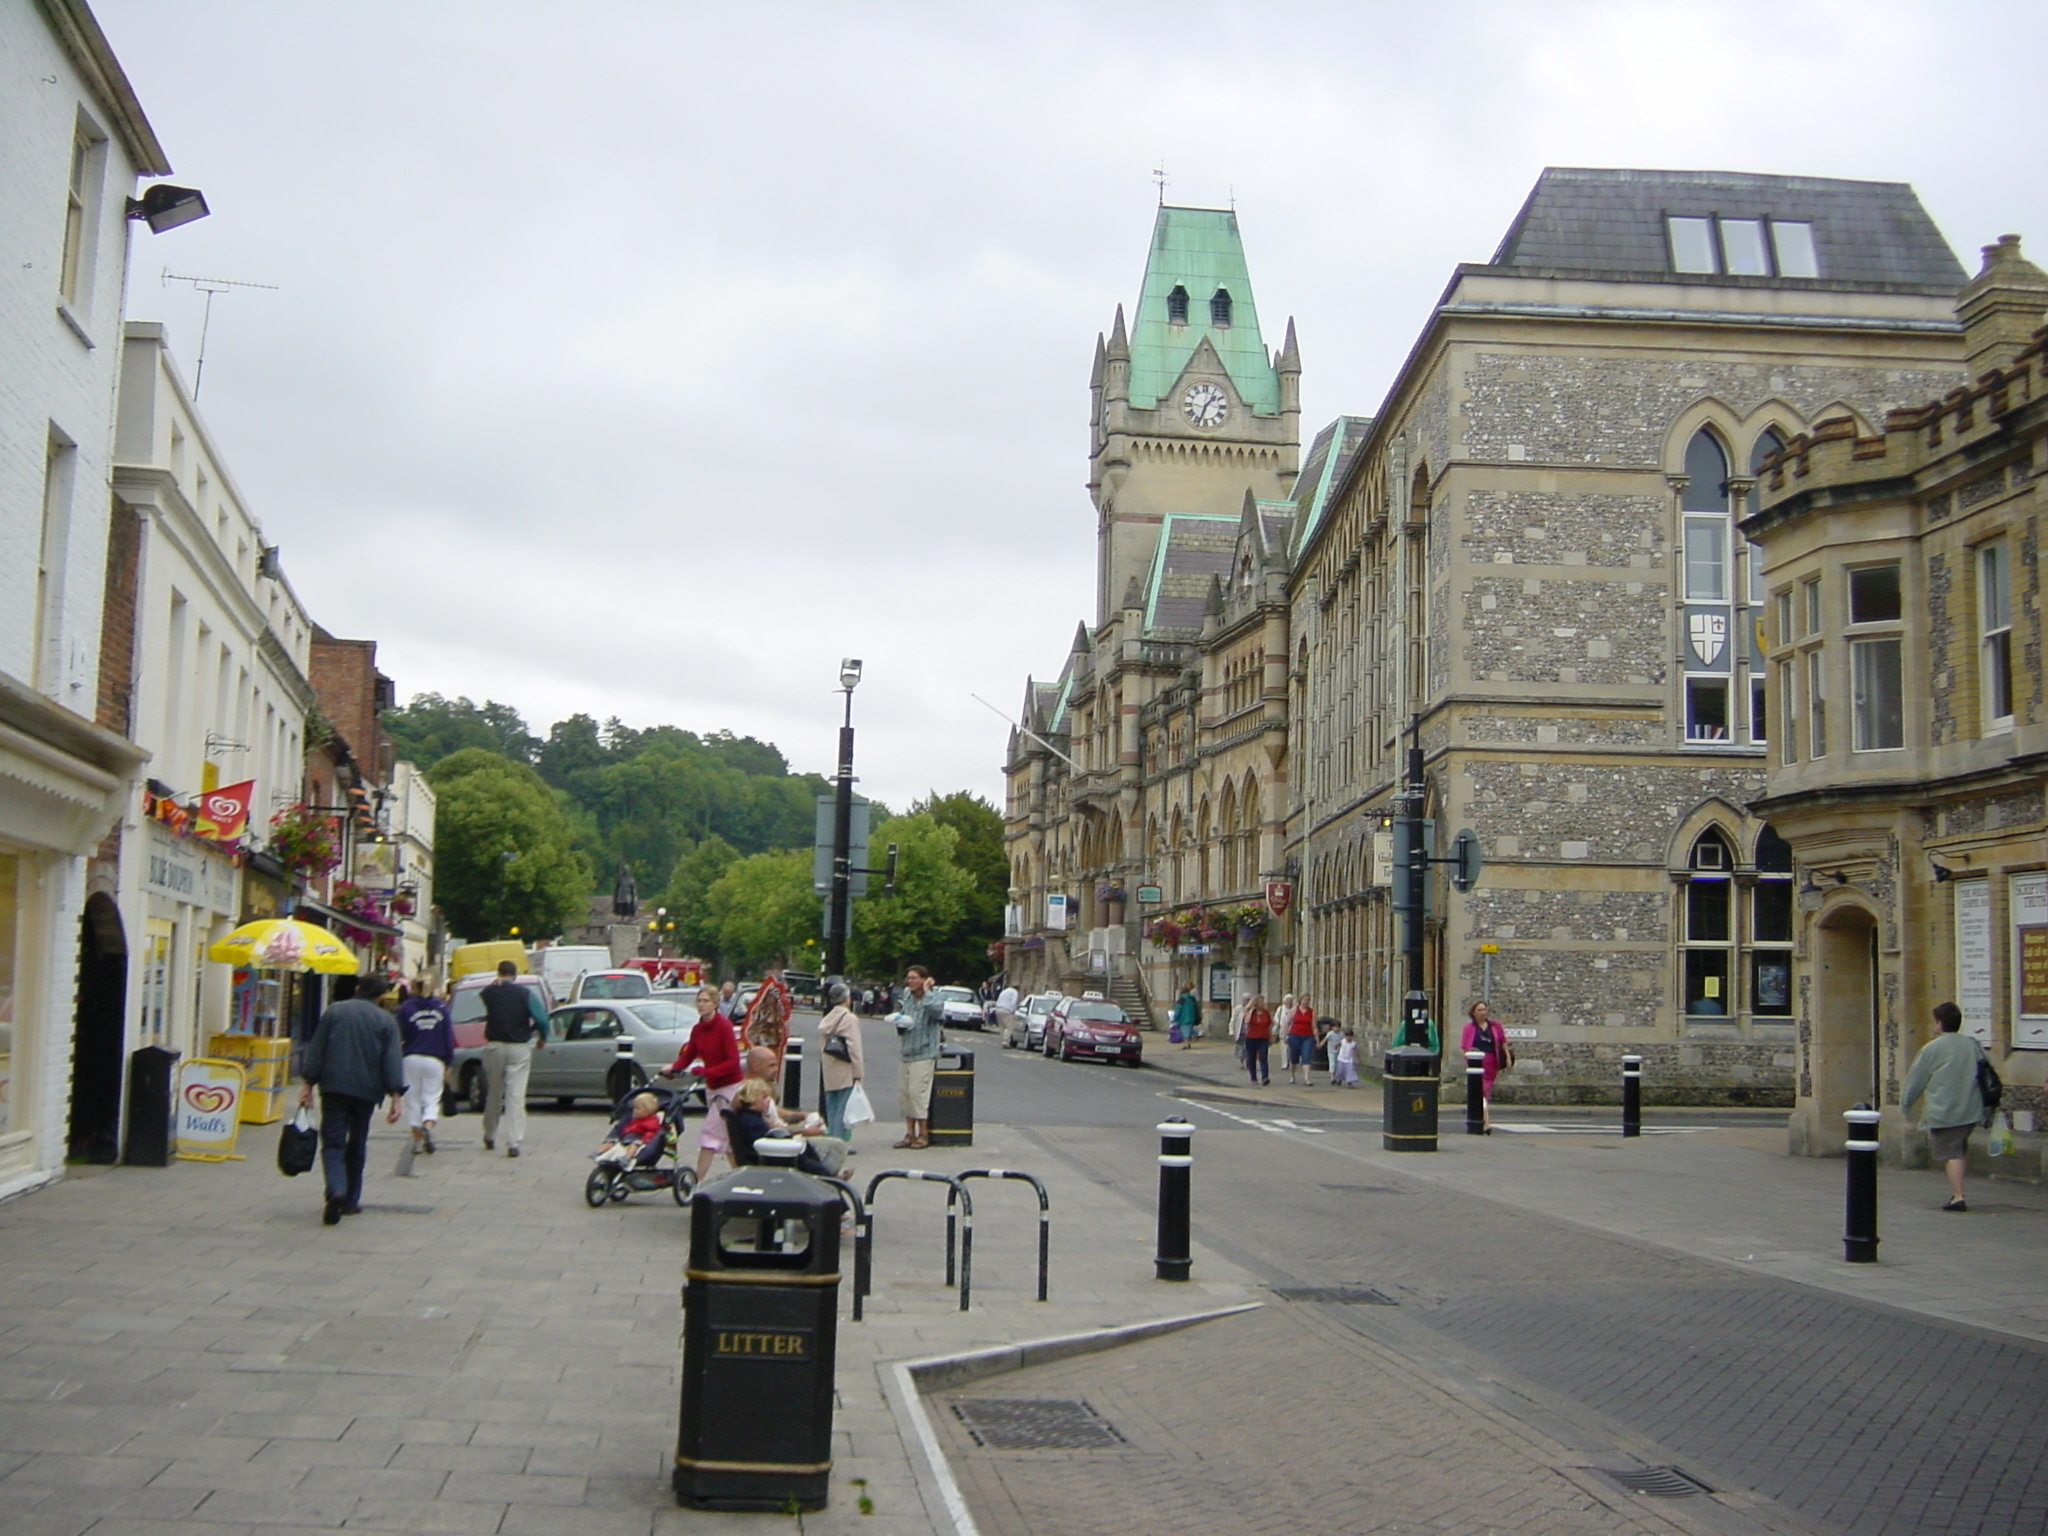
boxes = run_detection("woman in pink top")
[1460,1000,1511,1132]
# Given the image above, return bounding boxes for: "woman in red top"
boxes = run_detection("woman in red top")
[660,986,744,1181]
[1238,994,1274,1086]
[1283,992,1318,1085]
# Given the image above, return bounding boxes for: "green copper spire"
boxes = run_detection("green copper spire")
[1128,206,1278,415]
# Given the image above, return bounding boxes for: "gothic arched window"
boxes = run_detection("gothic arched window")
[1683,829,1734,1014]
[1750,824,1794,1015]
[1681,431,1736,746]
[1166,285,1189,324]
[1210,289,1233,327]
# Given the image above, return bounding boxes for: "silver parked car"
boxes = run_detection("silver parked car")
[452,997,705,1111]
[1005,992,1063,1051]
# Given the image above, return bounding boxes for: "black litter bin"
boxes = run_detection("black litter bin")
[675,1146,843,1512]
[123,1046,179,1166]
[927,1045,974,1147]
[1381,1044,1439,1152]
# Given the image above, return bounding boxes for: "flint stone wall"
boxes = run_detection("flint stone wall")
[1462,491,1666,568]
[1464,576,1667,685]
[1461,759,1770,862]
[1461,354,1960,465]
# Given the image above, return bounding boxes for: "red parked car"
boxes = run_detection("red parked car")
[1042,994,1142,1066]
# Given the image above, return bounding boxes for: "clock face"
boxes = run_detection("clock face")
[1182,382,1229,429]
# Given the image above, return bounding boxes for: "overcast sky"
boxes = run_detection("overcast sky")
[95,0,2048,811]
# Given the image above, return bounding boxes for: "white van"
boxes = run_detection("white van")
[534,945,611,1003]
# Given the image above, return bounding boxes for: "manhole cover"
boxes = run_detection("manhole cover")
[951,1399,1126,1450]
[1270,1286,1398,1306]
[1593,1466,1713,1498]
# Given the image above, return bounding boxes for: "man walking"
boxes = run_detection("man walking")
[1903,1000,1992,1212]
[894,965,943,1149]
[396,976,453,1155]
[480,960,550,1157]
[299,973,406,1226]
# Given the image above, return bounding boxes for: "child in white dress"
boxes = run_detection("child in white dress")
[1330,1028,1361,1087]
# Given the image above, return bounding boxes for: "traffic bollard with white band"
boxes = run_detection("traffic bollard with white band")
[1155,1118,1194,1282]
[1843,1105,1881,1264]
[1464,1050,1486,1135]
[1621,1053,1643,1138]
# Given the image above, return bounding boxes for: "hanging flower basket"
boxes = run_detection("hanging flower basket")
[269,804,340,881]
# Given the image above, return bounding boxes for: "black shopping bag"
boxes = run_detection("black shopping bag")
[277,1105,318,1176]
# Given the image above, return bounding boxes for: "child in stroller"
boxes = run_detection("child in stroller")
[584,1085,696,1207]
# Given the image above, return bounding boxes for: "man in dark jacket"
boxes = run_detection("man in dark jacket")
[480,960,551,1158]
[300,973,406,1225]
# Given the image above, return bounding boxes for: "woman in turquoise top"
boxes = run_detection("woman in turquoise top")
[1901,1000,1991,1212]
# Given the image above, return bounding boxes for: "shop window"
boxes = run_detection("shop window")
[0,850,16,1137]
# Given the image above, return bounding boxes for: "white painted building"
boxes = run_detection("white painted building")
[0,1,202,1195]
[106,324,315,1073]
[382,760,438,982]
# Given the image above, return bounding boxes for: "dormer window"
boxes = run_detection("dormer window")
[1166,285,1189,324]
[1665,215,1821,278]
[1210,289,1233,327]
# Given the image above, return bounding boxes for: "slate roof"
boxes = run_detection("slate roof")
[1141,514,1239,635]
[1129,206,1281,414]
[1487,168,1965,290]
[1290,415,1373,558]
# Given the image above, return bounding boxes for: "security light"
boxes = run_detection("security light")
[840,658,863,691]
[127,183,211,234]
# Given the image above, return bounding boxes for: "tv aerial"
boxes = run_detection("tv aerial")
[161,269,278,397]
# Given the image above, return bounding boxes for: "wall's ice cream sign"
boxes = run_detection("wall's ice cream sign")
[173,1058,247,1161]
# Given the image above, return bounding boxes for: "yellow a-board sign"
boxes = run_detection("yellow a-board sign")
[173,1057,248,1161]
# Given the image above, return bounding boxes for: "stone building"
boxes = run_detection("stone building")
[1746,234,2047,1164]
[1285,168,1970,1101]
[1003,205,1305,1020]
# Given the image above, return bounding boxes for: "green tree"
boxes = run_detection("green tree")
[385,694,538,767]
[659,834,741,960]
[427,749,590,941]
[848,814,980,983]
[704,850,820,974]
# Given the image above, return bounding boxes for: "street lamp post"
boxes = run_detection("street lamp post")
[825,659,862,977]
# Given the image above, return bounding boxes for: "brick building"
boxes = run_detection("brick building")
[1747,234,2047,1164]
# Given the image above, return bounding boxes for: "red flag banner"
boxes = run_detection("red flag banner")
[195,780,255,844]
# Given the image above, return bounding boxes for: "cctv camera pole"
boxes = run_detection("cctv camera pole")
[826,682,857,979]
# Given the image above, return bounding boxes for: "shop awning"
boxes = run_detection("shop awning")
[292,896,403,938]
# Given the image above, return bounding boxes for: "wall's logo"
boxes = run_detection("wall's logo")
[183,1083,234,1115]
[1688,611,1727,666]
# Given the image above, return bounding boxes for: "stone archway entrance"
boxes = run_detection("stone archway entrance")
[1812,904,1880,1136]
[67,892,128,1164]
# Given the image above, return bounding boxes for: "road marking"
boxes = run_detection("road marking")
[1267,1119,1325,1135]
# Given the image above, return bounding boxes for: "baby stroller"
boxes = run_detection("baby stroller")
[583,1084,696,1208]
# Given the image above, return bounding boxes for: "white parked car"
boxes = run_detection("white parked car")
[931,985,985,1030]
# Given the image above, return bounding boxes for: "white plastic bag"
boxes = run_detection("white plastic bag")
[1988,1112,2013,1158]
[845,1082,876,1126]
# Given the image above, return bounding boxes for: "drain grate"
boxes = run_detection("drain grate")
[950,1399,1127,1450]
[1270,1285,1398,1306]
[1593,1466,1714,1498]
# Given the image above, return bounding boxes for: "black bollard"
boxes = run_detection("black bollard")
[782,1039,803,1113]
[1621,1053,1642,1138]
[1154,1118,1193,1281]
[1843,1105,1880,1264]
[1464,1051,1486,1135]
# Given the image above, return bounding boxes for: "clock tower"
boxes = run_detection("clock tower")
[1088,205,1300,625]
